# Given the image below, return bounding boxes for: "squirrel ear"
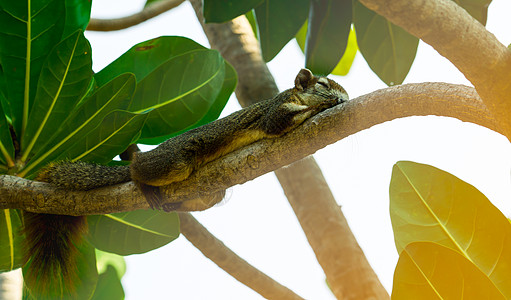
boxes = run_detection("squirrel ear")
[295,68,314,91]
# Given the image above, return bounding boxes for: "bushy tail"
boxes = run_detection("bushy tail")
[22,212,88,299]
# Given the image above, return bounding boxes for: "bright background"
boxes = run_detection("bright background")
[85,1,511,299]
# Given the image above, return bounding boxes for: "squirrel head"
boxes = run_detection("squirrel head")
[294,68,349,104]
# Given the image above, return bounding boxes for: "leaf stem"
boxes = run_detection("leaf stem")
[0,141,15,168]
[18,86,130,178]
[20,33,80,163]
[22,0,32,139]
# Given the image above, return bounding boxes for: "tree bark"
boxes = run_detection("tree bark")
[2,84,496,238]
[357,0,511,140]
[276,157,387,299]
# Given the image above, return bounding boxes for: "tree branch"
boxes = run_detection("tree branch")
[86,0,185,31]
[187,3,384,297]
[179,213,304,300]
[357,0,511,140]
[189,2,380,297]
[2,83,498,215]
[275,157,389,299]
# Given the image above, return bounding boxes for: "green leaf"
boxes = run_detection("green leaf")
[95,36,233,142]
[0,0,66,136]
[203,0,264,23]
[305,0,352,75]
[144,0,160,8]
[23,240,98,300]
[296,21,358,76]
[0,209,23,271]
[137,60,237,145]
[353,0,418,86]
[132,50,225,140]
[90,265,125,300]
[390,161,511,298]
[63,0,92,37]
[0,93,15,167]
[245,9,259,40]
[95,36,207,87]
[87,210,180,255]
[72,242,99,300]
[19,73,137,178]
[392,242,506,300]
[254,0,309,62]
[452,0,491,25]
[0,64,8,120]
[92,250,126,300]
[59,110,147,164]
[22,30,93,162]
[95,249,126,277]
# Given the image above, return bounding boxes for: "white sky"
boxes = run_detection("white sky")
[85,1,511,299]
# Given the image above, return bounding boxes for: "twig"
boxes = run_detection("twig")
[179,213,304,300]
[86,0,185,31]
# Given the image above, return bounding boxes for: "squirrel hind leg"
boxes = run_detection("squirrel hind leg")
[162,190,226,212]
[136,182,165,210]
[138,182,226,212]
[131,150,194,186]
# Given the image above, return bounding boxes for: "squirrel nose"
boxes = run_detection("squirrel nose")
[336,96,347,104]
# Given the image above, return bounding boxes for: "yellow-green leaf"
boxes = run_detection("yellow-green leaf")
[331,28,358,76]
[304,0,352,75]
[390,161,511,298]
[452,0,491,25]
[296,22,358,76]
[392,242,505,300]
[0,209,23,271]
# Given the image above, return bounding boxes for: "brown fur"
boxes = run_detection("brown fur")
[130,69,348,187]
[38,161,131,190]
[27,69,348,295]
[22,212,87,298]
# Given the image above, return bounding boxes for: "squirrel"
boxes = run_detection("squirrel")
[22,68,348,298]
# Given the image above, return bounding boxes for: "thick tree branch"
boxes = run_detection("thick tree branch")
[358,0,511,140]
[179,213,303,300]
[86,0,185,31]
[2,83,499,214]
[275,157,388,299]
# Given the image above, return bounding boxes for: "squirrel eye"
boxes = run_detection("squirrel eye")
[317,80,329,88]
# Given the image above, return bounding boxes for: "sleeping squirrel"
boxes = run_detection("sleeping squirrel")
[23,68,348,298]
